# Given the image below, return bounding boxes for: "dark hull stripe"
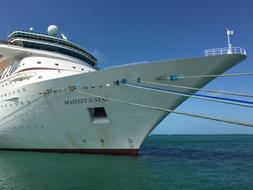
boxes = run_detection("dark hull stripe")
[17,67,63,72]
[0,148,139,156]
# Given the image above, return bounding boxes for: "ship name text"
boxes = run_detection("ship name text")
[64,97,109,105]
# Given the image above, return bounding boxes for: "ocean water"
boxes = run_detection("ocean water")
[0,135,253,190]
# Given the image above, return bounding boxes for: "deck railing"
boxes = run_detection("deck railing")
[204,47,247,56]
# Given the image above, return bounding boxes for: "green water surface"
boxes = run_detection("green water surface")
[0,135,252,190]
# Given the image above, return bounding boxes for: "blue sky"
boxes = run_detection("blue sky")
[1,0,253,134]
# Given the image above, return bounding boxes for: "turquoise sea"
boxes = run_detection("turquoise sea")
[0,135,253,190]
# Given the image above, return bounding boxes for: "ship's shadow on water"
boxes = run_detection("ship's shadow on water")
[0,135,253,190]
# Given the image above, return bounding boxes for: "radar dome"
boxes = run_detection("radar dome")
[47,25,58,36]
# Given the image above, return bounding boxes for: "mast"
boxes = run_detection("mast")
[226,28,234,54]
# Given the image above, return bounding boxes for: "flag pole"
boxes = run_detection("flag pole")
[226,29,231,48]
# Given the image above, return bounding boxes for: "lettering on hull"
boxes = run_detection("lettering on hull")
[64,97,109,105]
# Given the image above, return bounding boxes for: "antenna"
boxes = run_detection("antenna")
[61,32,68,40]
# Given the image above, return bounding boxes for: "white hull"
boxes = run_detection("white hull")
[0,53,246,155]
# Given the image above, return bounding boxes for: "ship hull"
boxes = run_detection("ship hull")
[0,54,246,155]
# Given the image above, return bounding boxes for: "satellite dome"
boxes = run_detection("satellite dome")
[47,25,58,36]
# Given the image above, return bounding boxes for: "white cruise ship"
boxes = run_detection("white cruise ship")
[0,25,247,155]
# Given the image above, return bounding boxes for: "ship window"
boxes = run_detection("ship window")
[88,107,109,124]
[20,40,96,66]
[37,61,41,64]
[55,63,59,66]
[72,66,76,69]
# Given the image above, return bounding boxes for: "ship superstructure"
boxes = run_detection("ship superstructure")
[0,25,247,155]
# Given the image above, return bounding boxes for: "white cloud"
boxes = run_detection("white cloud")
[91,49,106,64]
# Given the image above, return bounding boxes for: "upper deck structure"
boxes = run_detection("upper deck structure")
[7,30,97,66]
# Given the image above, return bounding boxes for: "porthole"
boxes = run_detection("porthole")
[55,63,59,66]
[81,68,84,71]
[128,138,133,143]
[72,66,76,69]
[37,61,41,64]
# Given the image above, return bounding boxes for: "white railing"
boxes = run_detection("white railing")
[204,47,247,56]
